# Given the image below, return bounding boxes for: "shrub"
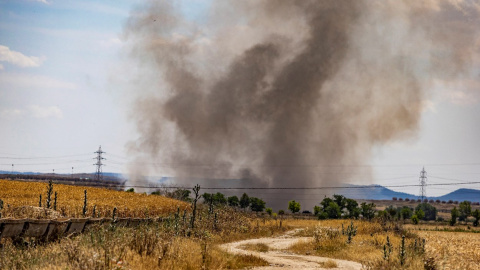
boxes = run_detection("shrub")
[400,207,413,220]
[249,197,266,212]
[392,197,397,201]
[360,202,376,220]
[411,214,419,225]
[288,200,301,214]
[415,203,437,221]
[265,207,273,216]
[405,198,410,202]
[278,209,285,215]
[459,201,472,221]
[227,196,239,207]
[472,209,480,227]
[450,207,459,226]
[126,188,135,193]
[239,193,250,211]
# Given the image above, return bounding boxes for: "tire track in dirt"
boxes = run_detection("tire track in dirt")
[220,229,362,270]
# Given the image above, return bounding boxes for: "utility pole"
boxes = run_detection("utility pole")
[71,167,74,178]
[11,164,14,174]
[419,167,427,201]
[94,146,106,182]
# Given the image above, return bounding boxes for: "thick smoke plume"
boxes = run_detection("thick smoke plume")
[124,0,480,209]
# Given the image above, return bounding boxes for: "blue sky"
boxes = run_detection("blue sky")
[1,0,480,197]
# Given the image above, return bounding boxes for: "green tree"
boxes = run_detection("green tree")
[320,197,334,210]
[325,202,341,219]
[288,200,301,214]
[278,210,285,215]
[345,198,360,218]
[472,209,480,227]
[213,192,227,205]
[415,203,437,221]
[360,202,376,220]
[265,207,273,216]
[414,209,425,220]
[458,201,472,222]
[249,197,266,212]
[313,205,321,216]
[227,196,239,207]
[333,194,347,211]
[239,193,250,211]
[202,193,213,204]
[400,207,413,220]
[450,206,459,226]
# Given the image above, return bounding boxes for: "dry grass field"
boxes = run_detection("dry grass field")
[417,231,480,270]
[2,179,480,269]
[0,179,189,218]
[279,219,480,269]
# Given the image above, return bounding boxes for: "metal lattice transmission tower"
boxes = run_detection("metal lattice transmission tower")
[94,146,106,182]
[419,167,427,201]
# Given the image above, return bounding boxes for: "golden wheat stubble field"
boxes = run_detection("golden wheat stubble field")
[417,230,480,269]
[0,179,189,218]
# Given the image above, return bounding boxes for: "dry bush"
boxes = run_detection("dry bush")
[240,243,270,252]
[318,259,338,268]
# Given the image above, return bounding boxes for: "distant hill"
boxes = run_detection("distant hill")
[433,188,480,203]
[331,184,480,203]
[340,184,416,201]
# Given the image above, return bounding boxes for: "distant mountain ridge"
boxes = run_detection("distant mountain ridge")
[343,184,480,203]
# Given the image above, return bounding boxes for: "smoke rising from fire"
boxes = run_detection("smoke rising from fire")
[124,0,480,206]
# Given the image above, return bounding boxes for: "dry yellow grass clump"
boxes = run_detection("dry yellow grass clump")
[0,179,189,218]
[418,231,480,270]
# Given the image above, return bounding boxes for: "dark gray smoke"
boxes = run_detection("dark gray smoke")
[124,0,480,209]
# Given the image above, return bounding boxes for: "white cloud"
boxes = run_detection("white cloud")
[32,0,52,5]
[0,73,77,90]
[0,106,63,119]
[0,108,25,118]
[99,37,122,49]
[28,105,63,119]
[0,45,45,68]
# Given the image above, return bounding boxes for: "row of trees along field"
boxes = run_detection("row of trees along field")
[149,188,480,226]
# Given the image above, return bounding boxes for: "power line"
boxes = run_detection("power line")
[53,180,480,190]
[0,153,92,159]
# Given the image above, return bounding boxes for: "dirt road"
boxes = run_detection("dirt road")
[220,230,362,270]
